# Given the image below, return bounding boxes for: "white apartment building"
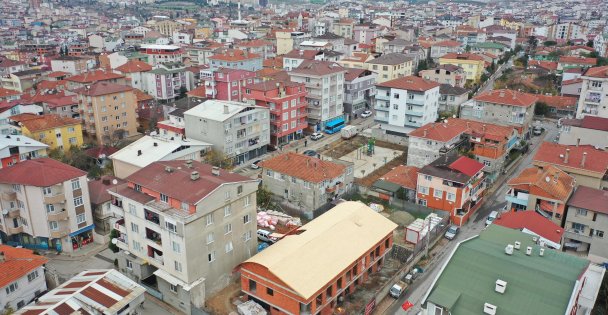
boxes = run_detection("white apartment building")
[109,161,258,315]
[184,100,270,165]
[0,158,94,253]
[288,60,346,131]
[143,62,191,102]
[374,76,440,135]
[0,246,47,312]
[576,66,608,119]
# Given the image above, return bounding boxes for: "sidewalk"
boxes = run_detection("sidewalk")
[43,242,109,261]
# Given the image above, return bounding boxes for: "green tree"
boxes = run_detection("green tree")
[534,101,549,116]
[592,274,608,315]
[108,229,119,253]
[256,185,273,209]
[543,40,557,46]
[547,50,565,60]
[205,149,233,169]
[586,39,595,48]
[416,59,428,73]
[178,86,188,99]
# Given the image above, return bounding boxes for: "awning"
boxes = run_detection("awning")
[153,269,205,292]
[372,180,401,193]
[69,224,95,237]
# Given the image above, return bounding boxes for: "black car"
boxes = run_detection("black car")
[303,150,317,157]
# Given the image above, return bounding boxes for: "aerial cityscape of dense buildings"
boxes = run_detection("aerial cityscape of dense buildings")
[0,0,608,314]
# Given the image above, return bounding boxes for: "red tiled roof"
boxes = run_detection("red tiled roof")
[528,60,558,71]
[561,78,583,85]
[381,165,419,190]
[567,186,608,215]
[440,53,485,61]
[209,49,261,62]
[47,71,70,78]
[535,94,577,110]
[74,82,133,96]
[12,113,80,132]
[376,75,440,92]
[409,121,469,142]
[558,56,597,65]
[0,87,20,98]
[474,89,537,107]
[44,95,77,108]
[126,160,253,205]
[432,40,461,47]
[583,66,608,78]
[283,49,321,59]
[493,211,564,244]
[580,116,608,131]
[290,60,345,76]
[187,85,206,98]
[66,69,125,83]
[533,142,608,175]
[36,80,68,91]
[259,152,346,183]
[115,60,152,73]
[0,245,48,289]
[0,158,86,186]
[507,166,574,202]
[448,156,485,177]
[133,88,153,102]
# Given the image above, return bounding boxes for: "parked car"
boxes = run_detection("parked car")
[444,225,460,240]
[303,150,317,157]
[250,160,262,169]
[486,211,499,226]
[257,229,278,243]
[361,110,372,118]
[389,281,408,298]
[310,132,324,141]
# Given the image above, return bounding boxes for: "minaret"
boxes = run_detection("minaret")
[238,0,242,21]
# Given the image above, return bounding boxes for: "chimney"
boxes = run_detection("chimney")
[153,142,158,147]
[137,149,142,156]
[564,149,569,164]
[581,152,587,167]
[299,49,304,56]
[576,138,580,147]
[553,171,559,183]
[212,166,220,176]
[499,90,505,97]
[423,130,427,137]
[0,251,4,263]
[186,160,193,168]
[190,171,200,181]
[482,124,486,132]
[102,178,111,185]
[223,105,229,114]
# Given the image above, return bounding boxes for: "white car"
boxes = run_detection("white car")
[310,132,324,140]
[361,110,372,118]
[486,211,499,226]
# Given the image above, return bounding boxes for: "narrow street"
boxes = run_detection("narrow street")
[387,120,558,314]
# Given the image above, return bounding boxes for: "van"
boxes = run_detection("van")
[486,211,499,226]
[533,126,542,136]
[257,229,277,243]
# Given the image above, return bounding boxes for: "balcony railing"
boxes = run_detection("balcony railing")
[7,208,20,219]
[50,228,69,238]
[44,194,65,204]
[47,210,69,221]
[1,191,16,201]
[8,225,24,234]
[144,209,160,225]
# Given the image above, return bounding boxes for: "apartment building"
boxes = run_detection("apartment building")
[419,65,466,88]
[429,40,462,60]
[331,20,355,39]
[65,70,127,90]
[184,100,270,165]
[49,55,92,75]
[157,108,187,138]
[438,53,486,83]
[142,62,191,102]
[374,76,440,135]
[0,158,94,253]
[282,49,324,71]
[259,152,354,218]
[559,116,608,148]
[0,135,47,169]
[74,82,139,145]
[532,142,608,190]
[10,113,83,151]
[438,84,469,114]
[88,175,125,236]
[288,61,346,131]
[0,245,47,312]
[109,161,258,314]
[139,44,184,66]
[575,66,608,119]
[17,269,146,315]
[365,53,414,83]
[209,49,263,72]
[239,202,397,315]
[506,166,574,226]
[417,155,486,225]
[114,60,152,91]
[243,80,308,148]
[343,68,376,120]
[201,68,258,102]
[564,186,608,264]
[459,89,537,138]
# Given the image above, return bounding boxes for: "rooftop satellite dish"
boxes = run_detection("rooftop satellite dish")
[545,176,551,182]
[112,179,118,185]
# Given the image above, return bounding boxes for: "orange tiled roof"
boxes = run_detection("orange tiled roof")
[381,165,419,190]
[259,152,346,183]
[12,114,80,132]
[410,118,515,143]
[558,56,597,65]
[528,60,558,71]
[535,94,577,110]
[376,76,440,92]
[209,49,261,62]
[432,40,461,47]
[583,66,608,78]
[133,88,153,102]
[187,85,206,98]
[533,142,608,175]
[0,245,48,289]
[66,69,125,83]
[115,60,152,73]
[507,165,574,202]
[0,87,20,98]
[473,89,538,107]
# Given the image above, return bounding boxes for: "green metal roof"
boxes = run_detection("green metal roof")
[426,225,588,315]
[372,180,401,193]
[472,42,507,50]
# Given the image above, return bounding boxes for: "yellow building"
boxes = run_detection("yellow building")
[275,31,295,55]
[438,53,486,84]
[365,53,414,83]
[337,52,375,69]
[11,113,83,150]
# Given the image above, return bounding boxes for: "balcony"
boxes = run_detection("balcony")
[144,209,160,225]
[582,108,599,115]
[115,235,129,250]
[1,191,16,201]
[406,110,424,117]
[7,225,24,234]
[44,194,65,204]
[47,210,69,221]
[565,229,592,240]
[7,208,20,218]
[114,218,126,234]
[147,246,164,266]
[146,227,162,246]
[50,228,69,238]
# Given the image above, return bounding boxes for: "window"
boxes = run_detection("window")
[224,223,232,234]
[224,205,231,217]
[131,223,139,233]
[174,261,182,272]
[206,232,214,244]
[225,241,233,253]
[591,81,603,88]
[128,204,137,216]
[267,287,274,296]
[572,223,586,232]
[76,213,86,224]
[208,250,216,262]
[5,282,18,295]
[434,189,443,198]
[244,230,252,241]
[69,137,77,144]
[12,184,20,192]
[206,213,214,226]
[418,185,429,195]
[225,191,231,200]
[160,193,169,203]
[170,284,178,293]
[126,260,133,270]
[576,209,588,216]
[166,221,177,233]
[483,160,491,167]
[133,241,142,252]
[243,214,251,224]
[393,93,399,99]
[73,196,83,207]
[43,186,52,196]
[27,270,39,282]
[71,179,81,191]
[447,192,456,202]
[424,175,432,181]
[244,195,251,206]
[46,204,54,213]
[237,185,243,195]
[172,241,181,253]
[134,184,141,192]
[596,230,605,238]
